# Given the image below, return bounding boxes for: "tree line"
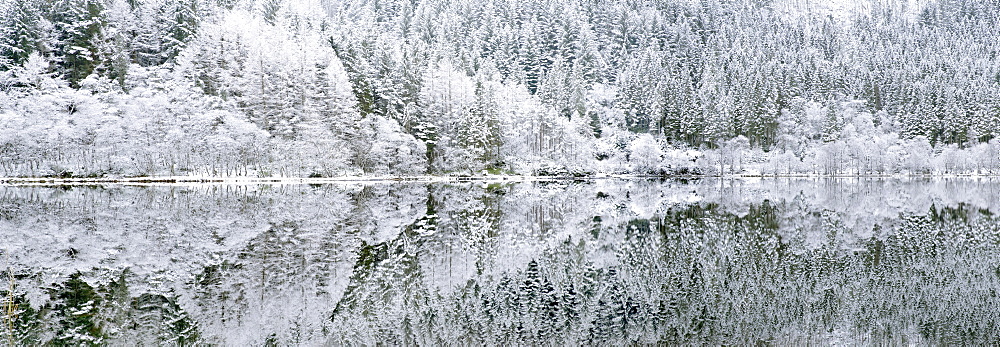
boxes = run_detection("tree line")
[2,0,999,177]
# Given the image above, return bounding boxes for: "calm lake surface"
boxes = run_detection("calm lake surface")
[2,178,1000,345]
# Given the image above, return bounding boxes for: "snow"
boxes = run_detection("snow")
[2,0,1000,343]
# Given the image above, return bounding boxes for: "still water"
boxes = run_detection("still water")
[2,178,1000,345]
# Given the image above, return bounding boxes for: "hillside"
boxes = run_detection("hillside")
[2,0,999,177]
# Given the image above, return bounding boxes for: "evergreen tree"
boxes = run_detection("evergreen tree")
[0,0,46,70]
[47,0,105,87]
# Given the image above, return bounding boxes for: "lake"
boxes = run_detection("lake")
[2,178,1000,345]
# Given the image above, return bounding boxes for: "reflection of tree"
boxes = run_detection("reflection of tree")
[2,290,41,345]
[455,184,505,264]
[4,181,1000,344]
[1,271,200,346]
[360,197,1000,344]
[46,273,107,345]
[329,233,428,344]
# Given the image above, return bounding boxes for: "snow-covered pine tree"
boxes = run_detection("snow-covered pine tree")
[0,0,46,71]
[45,0,105,87]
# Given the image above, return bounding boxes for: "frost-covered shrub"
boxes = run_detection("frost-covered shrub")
[628,134,664,174]
[367,116,427,175]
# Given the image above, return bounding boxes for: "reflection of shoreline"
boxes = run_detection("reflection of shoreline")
[5,174,1000,185]
[3,180,1000,344]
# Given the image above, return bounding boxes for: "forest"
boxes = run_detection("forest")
[3,180,1000,344]
[2,0,1000,177]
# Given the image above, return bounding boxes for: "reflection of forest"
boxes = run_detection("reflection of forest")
[2,179,1000,344]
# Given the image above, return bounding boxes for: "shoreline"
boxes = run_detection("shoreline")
[0,175,604,186]
[2,174,1000,186]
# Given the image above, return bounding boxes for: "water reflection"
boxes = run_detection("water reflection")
[2,179,1000,345]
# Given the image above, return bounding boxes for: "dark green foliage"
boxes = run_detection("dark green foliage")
[0,0,202,85]
[46,273,105,345]
[0,0,45,70]
[262,0,281,26]
[3,270,201,345]
[162,0,200,62]
[47,0,105,87]
[1,289,42,345]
